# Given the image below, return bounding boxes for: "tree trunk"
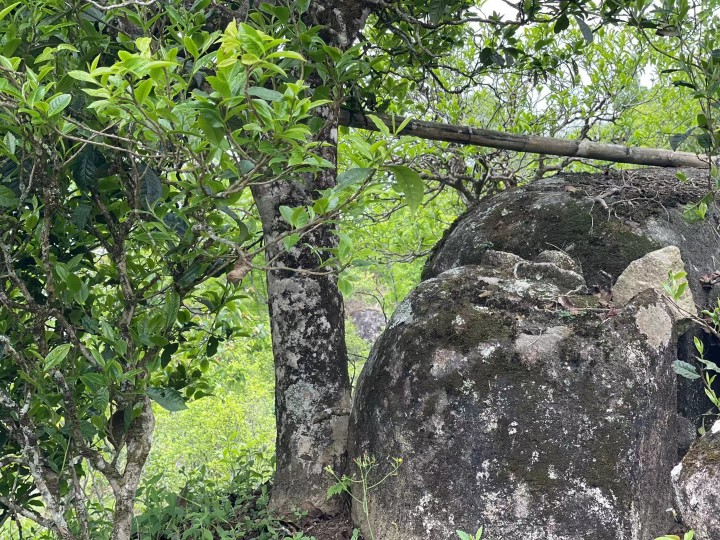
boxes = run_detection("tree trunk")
[110,398,155,540]
[235,0,370,515]
[252,111,352,515]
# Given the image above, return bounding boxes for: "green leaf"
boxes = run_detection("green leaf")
[386,165,424,212]
[56,44,79,53]
[44,344,72,370]
[134,79,154,105]
[694,336,704,356]
[283,233,300,251]
[197,107,225,146]
[0,185,18,207]
[554,14,570,33]
[672,79,696,90]
[81,373,105,391]
[71,204,92,230]
[183,35,199,59]
[261,4,291,22]
[3,131,16,155]
[235,24,265,58]
[698,357,720,373]
[338,232,353,259]
[147,387,188,412]
[395,115,414,134]
[48,94,71,116]
[672,360,701,380]
[366,114,390,136]
[279,205,295,226]
[238,160,255,174]
[265,50,305,61]
[68,71,98,84]
[161,343,179,368]
[296,0,310,14]
[163,212,187,236]
[428,0,445,24]
[139,165,163,209]
[337,168,374,189]
[663,281,687,302]
[247,86,283,101]
[164,290,180,328]
[456,531,472,540]
[697,132,712,150]
[73,146,107,192]
[206,336,219,357]
[683,201,708,223]
[326,482,346,499]
[338,274,354,296]
[573,15,593,43]
[65,273,82,294]
[0,2,20,21]
[670,132,691,151]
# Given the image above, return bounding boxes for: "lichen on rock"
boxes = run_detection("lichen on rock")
[349,249,679,540]
[672,422,720,540]
[612,246,697,321]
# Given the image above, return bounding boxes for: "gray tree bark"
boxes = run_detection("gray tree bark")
[246,0,372,515]
[110,398,154,540]
[252,131,352,514]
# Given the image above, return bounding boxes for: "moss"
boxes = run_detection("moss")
[565,294,603,310]
[426,191,662,288]
[491,380,634,504]
[490,199,660,285]
[429,307,512,350]
[588,220,662,279]
[681,435,720,478]
[480,197,590,254]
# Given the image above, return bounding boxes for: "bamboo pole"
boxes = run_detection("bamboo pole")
[339,109,710,169]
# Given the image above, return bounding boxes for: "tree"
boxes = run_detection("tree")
[0,2,336,538]
[1,0,700,536]
[246,0,625,514]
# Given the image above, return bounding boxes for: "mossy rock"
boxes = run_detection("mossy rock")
[348,257,679,540]
[423,169,720,302]
[672,427,720,540]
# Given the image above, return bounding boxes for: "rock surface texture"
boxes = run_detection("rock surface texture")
[346,304,386,343]
[424,169,717,434]
[672,421,720,540]
[612,246,696,318]
[349,248,683,540]
[424,169,719,301]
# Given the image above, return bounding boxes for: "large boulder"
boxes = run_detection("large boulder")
[672,421,720,540]
[346,300,386,343]
[423,168,718,431]
[424,169,718,301]
[348,249,681,540]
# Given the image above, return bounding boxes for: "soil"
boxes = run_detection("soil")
[298,513,355,539]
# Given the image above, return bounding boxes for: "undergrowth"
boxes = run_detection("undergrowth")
[133,447,313,540]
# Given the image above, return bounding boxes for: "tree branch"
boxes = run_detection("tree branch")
[339,109,711,169]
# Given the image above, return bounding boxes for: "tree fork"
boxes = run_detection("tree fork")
[339,109,711,169]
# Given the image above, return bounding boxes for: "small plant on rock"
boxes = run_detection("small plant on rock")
[456,526,484,540]
[663,270,720,423]
[325,454,402,540]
